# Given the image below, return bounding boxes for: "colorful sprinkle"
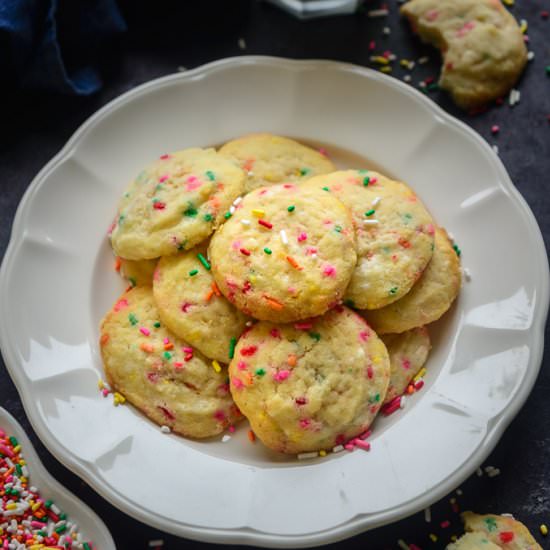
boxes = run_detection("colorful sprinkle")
[229,337,237,359]
[264,247,272,254]
[251,209,265,218]
[287,205,295,212]
[205,170,216,181]
[212,360,222,373]
[365,209,376,217]
[286,256,302,270]
[258,219,273,229]
[224,211,232,219]
[240,247,251,256]
[197,253,211,270]
[139,327,151,336]
[540,524,548,536]
[189,269,198,276]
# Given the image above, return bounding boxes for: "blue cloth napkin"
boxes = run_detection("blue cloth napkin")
[0,0,126,95]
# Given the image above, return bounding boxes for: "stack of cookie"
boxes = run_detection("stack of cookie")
[100,134,461,455]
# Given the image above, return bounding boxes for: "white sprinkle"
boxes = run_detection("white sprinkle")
[447,231,455,241]
[418,81,427,88]
[177,66,187,72]
[407,61,416,70]
[368,8,389,17]
[245,320,253,327]
[487,468,501,478]
[371,197,381,206]
[463,267,472,281]
[241,219,251,226]
[160,425,171,434]
[403,75,412,83]
[424,506,432,522]
[148,540,164,548]
[238,37,247,50]
[383,26,391,35]
[363,219,379,225]
[332,444,345,453]
[50,503,61,515]
[527,51,535,61]
[221,434,231,443]
[298,451,319,460]
[476,467,484,477]
[456,488,463,496]
[492,144,499,155]
[501,513,515,518]
[233,196,243,206]
[418,56,429,64]
[387,53,397,61]
[399,396,407,409]
[247,171,254,177]
[397,539,410,550]
[280,229,288,245]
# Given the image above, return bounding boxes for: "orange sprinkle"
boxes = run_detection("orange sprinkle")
[205,289,215,302]
[243,371,254,385]
[243,158,255,172]
[212,281,222,296]
[406,384,415,394]
[140,342,154,353]
[264,296,284,310]
[100,333,110,346]
[247,430,256,442]
[114,256,122,272]
[286,256,302,270]
[287,354,297,367]
[3,466,14,479]
[164,342,174,351]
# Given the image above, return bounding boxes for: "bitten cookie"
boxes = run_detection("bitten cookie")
[460,512,543,550]
[228,306,390,454]
[209,183,357,322]
[119,258,157,287]
[362,227,461,334]
[153,244,250,364]
[110,148,245,260]
[219,134,335,193]
[100,286,242,438]
[401,0,527,109]
[446,532,501,550]
[302,170,435,309]
[380,326,430,404]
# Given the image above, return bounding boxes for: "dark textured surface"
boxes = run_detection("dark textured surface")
[0,1,549,548]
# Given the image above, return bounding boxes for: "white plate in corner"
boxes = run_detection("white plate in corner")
[0,57,548,548]
[0,407,116,549]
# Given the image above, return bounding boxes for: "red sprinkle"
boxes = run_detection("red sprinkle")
[153,201,166,210]
[240,248,251,256]
[440,520,451,529]
[240,345,258,357]
[499,532,515,543]
[491,125,500,135]
[258,219,273,229]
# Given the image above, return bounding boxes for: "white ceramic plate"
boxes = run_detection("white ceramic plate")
[0,407,116,549]
[0,57,548,548]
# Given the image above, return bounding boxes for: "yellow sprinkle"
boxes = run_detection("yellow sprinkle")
[400,59,410,67]
[413,367,426,382]
[212,360,222,373]
[502,0,513,5]
[251,209,265,218]
[541,524,548,536]
[98,379,105,390]
[250,275,257,284]
[32,501,42,511]
[6,503,17,510]
[20,476,27,483]
[13,445,21,454]
[19,460,25,466]
[113,392,126,405]
[319,450,327,457]
[380,66,392,73]
[429,534,438,542]
[520,20,528,33]
[371,55,390,65]
[450,535,457,542]
[29,545,44,550]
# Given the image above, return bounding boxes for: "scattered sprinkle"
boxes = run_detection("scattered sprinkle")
[238,37,246,50]
[264,247,272,254]
[424,507,431,523]
[252,209,265,218]
[287,205,295,212]
[491,125,500,135]
[298,451,319,460]
[368,8,389,17]
[189,269,198,276]
[540,524,548,536]
[229,337,237,359]
[197,253,211,271]
[212,360,222,373]
[160,425,171,434]
[280,229,289,245]
[258,219,273,229]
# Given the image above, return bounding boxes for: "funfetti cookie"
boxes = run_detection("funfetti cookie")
[302,170,435,310]
[219,134,335,193]
[153,244,250,364]
[461,512,543,550]
[119,258,157,287]
[228,306,390,454]
[110,148,245,260]
[446,532,501,550]
[208,183,357,323]
[380,326,431,404]
[100,286,242,438]
[362,227,461,334]
[401,0,528,109]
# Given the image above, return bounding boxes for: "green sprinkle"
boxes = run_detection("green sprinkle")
[118,214,125,224]
[37,530,47,537]
[546,66,550,76]
[155,184,164,191]
[153,322,161,328]
[427,83,439,92]
[322,186,330,191]
[197,253,211,270]
[206,170,216,181]
[45,500,53,509]
[365,209,375,217]
[375,393,380,402]
[128,277,137,287]
[128,313,138,326]
[15,464,22,476]
[484,517,498,532]
[189,269,199,276]
[389,287,398,295]
[343,299,355,308]
[255,368,266,376]
[152,197,160,204]
[9,436,18,447]
[163,351,172,360]
[84,543,92,550]
[183,206,198,217]
[264,247,272,255]
[136,170,148,183]
[55,525,67,534]
[334,225,342,233]
[300,167,310,176]
[453,244,462,257]
[203,213,213,222]
[309,332,321,341]
[363,176,370,186]
[224,211,232,219]
[124,192,130,198]
[287,205,295,212]
[59,513,67,520]
[229,337,237,359]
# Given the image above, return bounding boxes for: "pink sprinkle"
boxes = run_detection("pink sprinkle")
[491,125,500,134]
[426,9,439,20]
[306,247,318,256]
[114,298,128,312]
[163,337,169,344]
[183,347,193,354]
[319,147,328,157]
[229,425,236,433]
[101,388,110,397]
[359,330,370,342]
[370,177,378,184]
[158,174,170,183]
[523,34,529,43]
[441,520,451,529]
[214,410,226,421]
[31,521,44,529]
[368,40,376,50]
[139,327,150,336]
[344,443,355,452]
[297,232,308,242]
[456,20,475,37]
[237,361,248,371]
[299,418,311,428]
[354,439,371,451]
[294,322,313,330]
[402,359,411,370]
[270,328,281,338]
[160,154,171,160]
[174,362,184,369]
[359,429,371,440]
[274,370,291,382]
[381,396,402,416]
[426,223,435,235]
[283,183,296,189]
[232,378,245,389]
[147,372,159,383]
[181,302,192,313]
[107,220,116,235]
[323,264,336,277]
